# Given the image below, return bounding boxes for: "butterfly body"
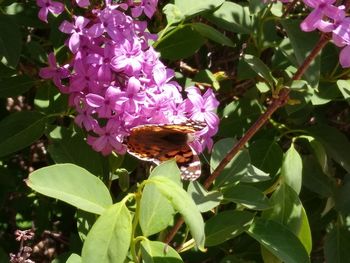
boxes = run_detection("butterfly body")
[125,121,205,180]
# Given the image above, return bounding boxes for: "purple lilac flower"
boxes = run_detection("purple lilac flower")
[75,0,90,8]
[36,0,64,23]
[39,53,70,90]
[39,0,220,157]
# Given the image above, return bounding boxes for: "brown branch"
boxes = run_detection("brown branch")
[164,33,330,247]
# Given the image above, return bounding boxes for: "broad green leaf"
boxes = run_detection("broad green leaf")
[223,184,271,210]
[156,25,205,60]
[82,202,132,263]
[337,80,350,103]
[147,176,205,251]
[263,184,312,254]
[205,1,252,34]
[140,161,179,237]
[26,164,112,215]
[0,111,47,158]
[0,75,33,97]
[205,210,254,246]
[187,181,223,212]
[281,19,320,87]
[307,124,350,174]
[191,23,234,47]
[305,136,329,174]
[281,143,303,194]
[243,54,276,87]
[240,164,270,183]
[140,240,183,263]
[249,139,283,177]
[324,226,350,263]
[302,156,334,197]
[48,127,106,178]
[247,218,310,263]
[174,0,224,18]
[66,254,81,263]
[0,14,22,67]
[211,138,250,187]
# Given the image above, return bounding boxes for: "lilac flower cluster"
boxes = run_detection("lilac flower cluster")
[38,0,219,156]
[264,0,350,68]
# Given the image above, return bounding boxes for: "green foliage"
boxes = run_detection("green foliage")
[1,0,350,262]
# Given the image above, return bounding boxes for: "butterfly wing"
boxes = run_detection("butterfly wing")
[125,121,205,180]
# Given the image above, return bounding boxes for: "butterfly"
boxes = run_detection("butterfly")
[125,121,206,180]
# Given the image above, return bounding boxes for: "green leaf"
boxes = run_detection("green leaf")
[205,210,254,246]
[140,161,179,237]
[205,1,252,34]
[81,202,132,263]
[0,14,22,68]
[174,0,224,18]
[147,176,205,251]
[156,25,205,60]
[0,111,47,158]
[140,240,183,263]
[163,4,184,24]
[240,164,270,183]
[34,83,67,114]
[26,164,112,215]
[302,155,334,197]
[187,181,223,212]
[243,54,276,87]
[324,226,350,263]
[0,75,34,98]
[48,127,106,178]
[281,19,320,87]
[247,218,310,263]
[307,124,350,174]
[337,80,350,103]
[66,254,81,263]
[281,143,303,194]
[191,23,234,47]
[262,184,312,254]
[211,138,250,187]
[249,139,283,177]
[223,184,271,210]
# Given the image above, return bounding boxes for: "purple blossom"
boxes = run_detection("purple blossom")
[59,16,90,53]
[75,0,90,8]
[36,0,64,23]
[186,87,220,130]
[39,1,220,158]
[39,53,70,90]
[131,0,158,19]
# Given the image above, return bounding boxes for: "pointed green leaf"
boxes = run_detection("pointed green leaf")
[147,176,205,251]
[244,54,276,87]
[281,143,303,194]
[192,23,234,47]
[140,161,179,237]
[140,240,183,263]
[187,181,223,213]
[174,0,224,18]
[223,184,271,210]
[205,210,254,246]
[0,75,33,97]
[247,218,310,263]
[0,111,47,158]
[26,164,112,215]
[82,202,132,263]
